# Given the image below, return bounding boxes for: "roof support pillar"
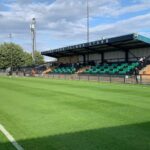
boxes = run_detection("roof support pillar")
[83,55,86,64]
[125,50,129,62]
[101,52,104,64]
[69,57,72,63]
[87,54,89,62]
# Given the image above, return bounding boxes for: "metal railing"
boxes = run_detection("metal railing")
[43,74,150,85]
[0,72,150,85]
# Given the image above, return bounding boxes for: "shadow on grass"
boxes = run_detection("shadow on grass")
[1,122,150,150]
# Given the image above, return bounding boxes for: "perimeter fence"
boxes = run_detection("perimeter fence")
[0,71,150,85]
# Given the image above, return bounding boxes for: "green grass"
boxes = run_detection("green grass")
[0,76,150,150]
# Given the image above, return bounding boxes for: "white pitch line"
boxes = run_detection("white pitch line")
[0,124,24,150]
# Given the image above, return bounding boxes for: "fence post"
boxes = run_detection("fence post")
[124,75,126,84]
[140,74,142,84]
[110,75,112,83]
[88,74,90,81]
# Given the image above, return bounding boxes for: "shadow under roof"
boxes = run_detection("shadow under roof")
[41,33,150,58]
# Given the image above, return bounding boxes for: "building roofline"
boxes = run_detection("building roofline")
[41,33,150,58]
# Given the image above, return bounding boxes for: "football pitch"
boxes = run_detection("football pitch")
[0,76,150,150]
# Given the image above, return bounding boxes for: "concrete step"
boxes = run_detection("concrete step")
[140,65,150,74]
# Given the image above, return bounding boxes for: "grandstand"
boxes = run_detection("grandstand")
[42,33,150,77]
[1,34,150,150]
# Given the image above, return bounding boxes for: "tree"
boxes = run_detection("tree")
[23,51,44,67]
[0,43,45,69]
[23,52,33,67]
[0,43,25,69]
[34,50,44,65]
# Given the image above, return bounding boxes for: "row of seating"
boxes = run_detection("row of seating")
[53,67,76,74]
[49,62,140,75]
[83,62,139,75]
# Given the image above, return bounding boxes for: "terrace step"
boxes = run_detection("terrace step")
[43,67,55,74]
[140,65,150,75]
[77,66,91,74]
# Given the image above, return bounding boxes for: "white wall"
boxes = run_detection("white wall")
[129,47,150,61]
[79,55,83,62]
[88,53,101,62]
[104,51,125,62]
[78,53,101,63]
[58,47,150,63]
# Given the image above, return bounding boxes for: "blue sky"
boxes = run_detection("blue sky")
[0,0,150,61]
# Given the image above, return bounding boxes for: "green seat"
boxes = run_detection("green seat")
[52,66,76,74]
[82,62,139,75]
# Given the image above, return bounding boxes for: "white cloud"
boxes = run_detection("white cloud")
[0,0,150,53]
[90,13,150,40]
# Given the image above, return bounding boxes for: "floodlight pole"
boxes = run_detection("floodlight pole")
[87,0,90,43]
[30,18,36,63]
[86,0,90,62]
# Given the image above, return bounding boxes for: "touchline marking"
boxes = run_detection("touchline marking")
[0,124,24,150]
